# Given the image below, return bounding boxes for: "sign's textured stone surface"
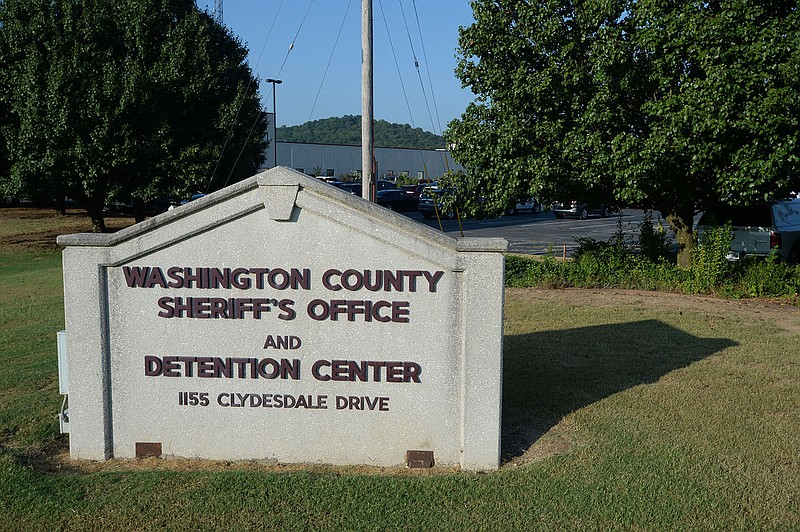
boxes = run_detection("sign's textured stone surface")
[58,168,507,469]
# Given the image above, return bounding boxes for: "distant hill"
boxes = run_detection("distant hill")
[277,115,444,149]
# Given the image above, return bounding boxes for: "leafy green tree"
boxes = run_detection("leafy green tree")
[447,0,800,266]
[0,0,266,231]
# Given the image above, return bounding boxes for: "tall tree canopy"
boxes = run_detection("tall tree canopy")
[0,0,266,231]
[447,0,800,266]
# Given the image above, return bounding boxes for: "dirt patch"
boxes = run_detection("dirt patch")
[0,207,135,251]
[509,287,800,335]
[29,448,462,478]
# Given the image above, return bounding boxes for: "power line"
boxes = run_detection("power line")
[410,0,448,175]
[412,0,443,136]
[206,0,286,192]
[308,0,353,121]
[222,0,315,187]
[397,0,437,137]
[377,0,436,182]
[376,0,415,127]
[274,0,315,82]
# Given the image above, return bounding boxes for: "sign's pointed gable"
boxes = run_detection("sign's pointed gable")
[58,167,505,266]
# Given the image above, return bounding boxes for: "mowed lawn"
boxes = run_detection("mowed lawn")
[0,208,799,530]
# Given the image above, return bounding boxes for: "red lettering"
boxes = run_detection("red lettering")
[386,362,404,383]
[143,267,166,288]
[322,269,342,291]
[144,355,162,376]
[340,269,363,290]
[372,301,392,322]
[404,270,422,292]
[157,297,175,318]
[197,357,214,377]
[392,301,410,323]
[423,270,444,292]
[231,268,251,289]
[312,359,331,381]
[268,268,290,290]
[167,267,184,288]
[329,299,348,321]
[331,359,350,381]
[307,299,330,320]
[277,299,296,320]
[193,297,211,318]
[122,266,149,287]
[162,356,180,377]
[403,362,422,383]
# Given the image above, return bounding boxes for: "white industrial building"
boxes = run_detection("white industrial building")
[262,114,463,181]
[264,141,463,181]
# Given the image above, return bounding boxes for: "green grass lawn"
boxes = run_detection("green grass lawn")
[1,208,799,530]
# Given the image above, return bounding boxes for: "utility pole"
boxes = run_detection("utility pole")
[267,78,282,167]
[361,0,374,201]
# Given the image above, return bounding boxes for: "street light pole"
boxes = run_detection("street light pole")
[266,78,282,167]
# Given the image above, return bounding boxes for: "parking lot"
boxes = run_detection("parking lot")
[403,208,663,256]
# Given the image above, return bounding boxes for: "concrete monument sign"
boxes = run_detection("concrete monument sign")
[57,167,507,470]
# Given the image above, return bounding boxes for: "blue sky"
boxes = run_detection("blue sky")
[197,0,477,133]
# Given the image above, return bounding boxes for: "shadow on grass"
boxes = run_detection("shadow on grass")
[501,319,737,463]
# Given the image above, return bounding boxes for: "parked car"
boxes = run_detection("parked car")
[695,199,800,263]
[334,180,398,196]
[507,198,541,215]
[374,180,399,191]
[333,182,359,195]
[409,183,432,199]
[552,200,613,219]
[418,185,457,219]
[376,189,420,212]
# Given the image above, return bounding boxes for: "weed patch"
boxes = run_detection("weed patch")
[505,217,800,303]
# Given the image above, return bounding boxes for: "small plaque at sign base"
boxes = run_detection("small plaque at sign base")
[135,442,162,459]
[406,450,434,468]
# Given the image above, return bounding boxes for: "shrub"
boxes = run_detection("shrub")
[504,254,537,287]
[638,212,673,262]
[504,215,799,304]
[571,217,638,288]
[730,259,800,299]
[687,223,733,294]
[528,254,571,289]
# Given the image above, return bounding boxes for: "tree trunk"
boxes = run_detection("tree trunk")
[89,210,106,233]
[85,196,107,233]
[665,206,695,268]
[133,198,146,223]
